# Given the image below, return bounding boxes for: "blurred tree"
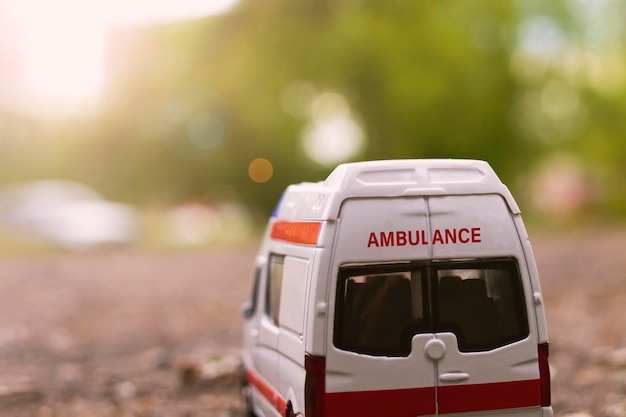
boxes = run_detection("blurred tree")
[2,0,624,220]
[94,0,534,214]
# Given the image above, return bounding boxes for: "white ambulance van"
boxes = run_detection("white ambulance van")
[241,159,553,417]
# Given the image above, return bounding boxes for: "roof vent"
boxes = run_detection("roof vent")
[355,169,418,185]
[427,167,486,184]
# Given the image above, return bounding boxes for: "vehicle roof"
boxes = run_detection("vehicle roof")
[273,159,520,221]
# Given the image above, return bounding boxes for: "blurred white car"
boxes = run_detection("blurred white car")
[0,180,138,250]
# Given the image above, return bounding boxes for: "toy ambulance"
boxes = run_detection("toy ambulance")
[241,159,553,417]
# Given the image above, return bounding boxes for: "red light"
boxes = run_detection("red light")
[305,354,326,417]
[271,221,322,245]
[538,343,551,407]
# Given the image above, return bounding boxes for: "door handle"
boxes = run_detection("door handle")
[439,372,470,382]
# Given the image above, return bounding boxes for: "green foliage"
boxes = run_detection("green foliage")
[1,0,625,219]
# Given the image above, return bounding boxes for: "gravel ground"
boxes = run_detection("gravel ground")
[0,226,624,416]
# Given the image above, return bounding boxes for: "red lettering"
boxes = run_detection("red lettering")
[444,229,457,244]
[367,232,379,247]
[472,227,481,243]
[433,229,444,245]
[458,228,470,243]
[396,231,407,246]
[368,227,481,247]
[381,232,394,247]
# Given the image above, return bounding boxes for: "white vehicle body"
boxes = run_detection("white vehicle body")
[241,159,553,417]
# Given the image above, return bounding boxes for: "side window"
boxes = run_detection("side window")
[266,254,284,326]
[243,267,261,319]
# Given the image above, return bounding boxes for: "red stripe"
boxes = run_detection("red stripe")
[438,379,541,414]
[325,386,436,417]
[246,369,287,417]
[247,366,540,416]
[270,221,322,245]
[324,379,540,417]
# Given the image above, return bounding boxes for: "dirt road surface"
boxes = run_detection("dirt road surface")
[0,227,625,416]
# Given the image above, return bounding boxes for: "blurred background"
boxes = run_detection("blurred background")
[0,0,624,250]
[0,2,625,416]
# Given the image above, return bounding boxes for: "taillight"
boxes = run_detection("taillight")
[538,343,551,407]
[305,354,325,417]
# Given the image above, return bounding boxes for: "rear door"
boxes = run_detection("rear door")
[429,195,542,416]
[326,197,436,417]
[325,195,542,417]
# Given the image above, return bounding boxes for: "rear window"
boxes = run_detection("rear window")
[334,258,529,356]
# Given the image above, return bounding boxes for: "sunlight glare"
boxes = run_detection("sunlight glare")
[1,0,239,116]
[19,2,104,101]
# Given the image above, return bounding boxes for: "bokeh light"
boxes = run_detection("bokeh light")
[302,92,365,166]
[518,16,566,60]
[159,89,230,159]
[529,155,595,215]
[187,112,225,150]
[248,158,274,183]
